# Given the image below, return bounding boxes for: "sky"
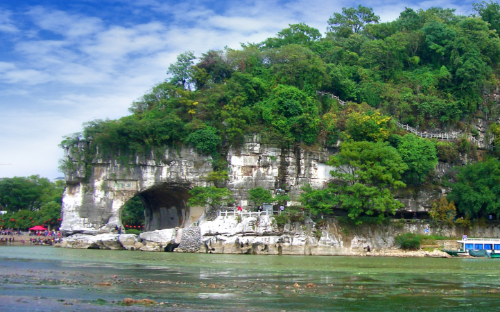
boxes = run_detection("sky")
[0,0,476,180]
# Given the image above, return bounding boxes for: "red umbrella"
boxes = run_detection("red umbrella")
[29,225,47,231]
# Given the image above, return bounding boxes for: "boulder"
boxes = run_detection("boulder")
[59,234,123,250]
[139,229,178,244]
[118,234,139,250]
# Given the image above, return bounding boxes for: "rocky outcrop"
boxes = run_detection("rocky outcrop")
[58,234,124,250]
[178,227,201,253]
[60,136,336,235]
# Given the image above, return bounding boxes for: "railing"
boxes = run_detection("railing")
[459,238,500,242]
[217,209,307,220]
[218,210,271,218]
[316,91,494,150]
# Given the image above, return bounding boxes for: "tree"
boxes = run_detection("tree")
[247,187,273,208]
[327,141,407,222]
[397,134,438,186]
[328,5,380,38]
[473,1,500,32]
[262,23,322,49]
[299,184,337,215]
[121,196,145,227]
[188,186,234,211]
[429,197,456,226]
[186,127,221,155]
[167,51,196,89]
[448,159,500,218]
[260,85,320,144]
[0,175,61,212]
[345,111,392,142]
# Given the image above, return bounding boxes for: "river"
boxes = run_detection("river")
[1,246,500,311]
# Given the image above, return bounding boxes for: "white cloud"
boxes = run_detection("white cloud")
[27,6,103,38]
[0,9,18,33]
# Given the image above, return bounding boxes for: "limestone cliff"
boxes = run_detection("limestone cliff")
[60,135,335,235]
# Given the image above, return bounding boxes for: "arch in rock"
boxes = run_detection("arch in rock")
[118,182,205,231]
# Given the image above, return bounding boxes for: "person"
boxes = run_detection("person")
[413,212,417,219]
[257,206,263,213]
[280,205,284,212]
[366,245,371,252]
[489,214,493,220]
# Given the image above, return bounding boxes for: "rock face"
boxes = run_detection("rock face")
[60,134,465,240]
[60,136,336,235]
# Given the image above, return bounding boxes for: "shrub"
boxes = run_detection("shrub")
[125,229,142,235]
[273,214,289,229]
[395,233,422,250]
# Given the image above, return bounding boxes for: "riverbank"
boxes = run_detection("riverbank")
[0,233,58,246]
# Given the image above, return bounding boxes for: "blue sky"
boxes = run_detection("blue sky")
[0,0,475,179]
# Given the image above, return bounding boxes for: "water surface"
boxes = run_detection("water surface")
[1,247,500,311]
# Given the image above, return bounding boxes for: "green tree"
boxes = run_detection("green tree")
[397,134,438,186]
[429,197,456,226]
[345,110,392,142]
[448,159,500,218]
[188,186,234,211]
[473,1,500,32]
[247,187,274,208]
[327,141,408,223]
[121,196,145,227]
[299,184,337,215]
[186,127,221,155]
[262,23,322,48]
[328,5,380,38]
[0,175,62,212]
[167,51,196,89]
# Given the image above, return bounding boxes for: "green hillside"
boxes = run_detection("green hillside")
[60,2,500,223]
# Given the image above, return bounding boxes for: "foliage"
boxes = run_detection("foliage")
[454,216,472,228]
[299,184,336,215]
[397,134,438,185]
[448,159,500,218]
[473,1,500,32]
[261,23,322,49]
[0,176,63,212]
[186,127,221,155]
[436,141,460,164]
[247,187,274,208]
[328,5,380,38]
[345,110,392,142]
[395,233,422,250]
[167,51,196,89]
[204,170,229,187]
[429,197,457,226]
[0,201,62,230]
[273,214,289,229]
[188,186,234,210]
[125,229,142,235]
[121,196,144,227]
[326,141,407,223]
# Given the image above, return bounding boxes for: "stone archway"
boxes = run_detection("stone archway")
[123,183,193,231]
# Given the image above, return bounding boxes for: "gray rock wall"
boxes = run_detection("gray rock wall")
[60,135,457,235]
[60,136,337,235]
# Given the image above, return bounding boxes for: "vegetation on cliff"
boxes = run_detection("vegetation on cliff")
[61,2,500,223]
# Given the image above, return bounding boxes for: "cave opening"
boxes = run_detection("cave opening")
[121,183,192,232]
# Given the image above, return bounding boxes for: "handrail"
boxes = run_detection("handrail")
[316,91,494,150]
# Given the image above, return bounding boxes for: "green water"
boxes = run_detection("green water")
[1,246,500,311]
